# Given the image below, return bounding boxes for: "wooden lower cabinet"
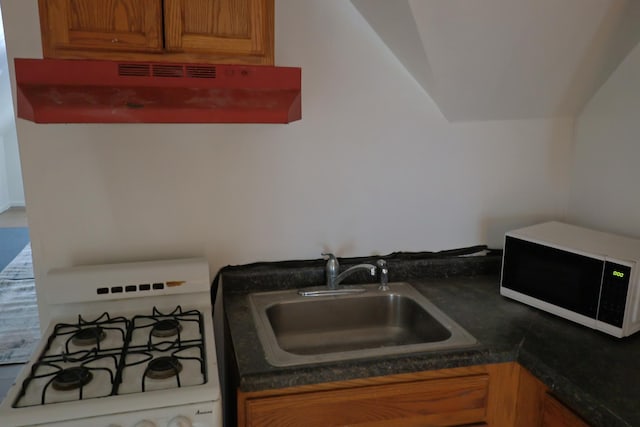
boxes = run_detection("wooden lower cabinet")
[541,393,590,427]
[237,363,591,427]
[513,366,591,427]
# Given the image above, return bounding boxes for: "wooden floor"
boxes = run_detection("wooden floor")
[0,207,28,228]
[0,207,28,403]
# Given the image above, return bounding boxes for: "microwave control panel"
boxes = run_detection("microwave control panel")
[597,262,631,327]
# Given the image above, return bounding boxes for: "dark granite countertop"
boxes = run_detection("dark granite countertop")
[221,254,640,427]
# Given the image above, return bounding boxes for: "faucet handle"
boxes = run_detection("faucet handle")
[377,259,389,291]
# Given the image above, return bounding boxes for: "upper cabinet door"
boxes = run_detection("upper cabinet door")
[163,0,274,65]
[39,0,163,57]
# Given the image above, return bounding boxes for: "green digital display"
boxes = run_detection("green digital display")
[613,270,625,278]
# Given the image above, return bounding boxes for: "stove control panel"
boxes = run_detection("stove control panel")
[168,415,193,427]
[39,402,221,427]
[131,415,193,427]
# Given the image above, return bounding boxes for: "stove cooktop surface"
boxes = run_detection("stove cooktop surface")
[0,257,222,427]
[14,305,208,408]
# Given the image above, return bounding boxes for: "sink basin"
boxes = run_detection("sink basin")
[249,282,477,366]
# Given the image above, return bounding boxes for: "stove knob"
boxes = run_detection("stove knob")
[168,415,192,427]
[133,420,157,427]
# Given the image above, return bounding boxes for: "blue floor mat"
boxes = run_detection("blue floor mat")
[0,228,30,272]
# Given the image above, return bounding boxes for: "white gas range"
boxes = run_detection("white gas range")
[0,257,221,427]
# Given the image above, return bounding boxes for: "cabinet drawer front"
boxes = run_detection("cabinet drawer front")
[244,374,489,427]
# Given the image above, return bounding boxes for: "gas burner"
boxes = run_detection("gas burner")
[146,356,183,380]
[71,327,106,346]
[151,319,182,338]
[51,367,93,391]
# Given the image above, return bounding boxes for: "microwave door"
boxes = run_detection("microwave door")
[501,237,603,320]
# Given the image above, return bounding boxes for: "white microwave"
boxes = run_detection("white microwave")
[500,221,640,338]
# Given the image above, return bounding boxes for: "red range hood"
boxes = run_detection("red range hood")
[14,58,301,124]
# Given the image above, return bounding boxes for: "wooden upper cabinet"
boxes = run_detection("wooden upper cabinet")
[38,0,274,65]
[39,0,163,56]
[164,0,273,62]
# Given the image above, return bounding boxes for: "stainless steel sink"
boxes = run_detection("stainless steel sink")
[249,282,477,366]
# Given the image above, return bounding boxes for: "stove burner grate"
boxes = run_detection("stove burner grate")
[45,312,130,358]
[151,319,182,338]
[12,305,207,407]
[145,356,183,380]
[71,327,106,347]
[51,367,93,391]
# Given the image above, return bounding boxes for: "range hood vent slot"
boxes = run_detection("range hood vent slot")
[186,65,217,79]
[118,63,151,77]
[152,64,184,78]
[15,58,302,124]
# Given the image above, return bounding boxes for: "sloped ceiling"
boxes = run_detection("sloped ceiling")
[351,0,640,121]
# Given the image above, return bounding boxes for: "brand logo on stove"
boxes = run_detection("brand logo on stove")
[196,409,214,415]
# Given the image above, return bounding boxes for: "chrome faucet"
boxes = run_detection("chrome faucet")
[298,253,377,296]
[323,253,377,290]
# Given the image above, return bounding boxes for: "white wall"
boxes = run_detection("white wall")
[2,0,573,325]
[1,128,24,207]
[568,41,640,237]
[0,133,9,211]
[0,2,25,210]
